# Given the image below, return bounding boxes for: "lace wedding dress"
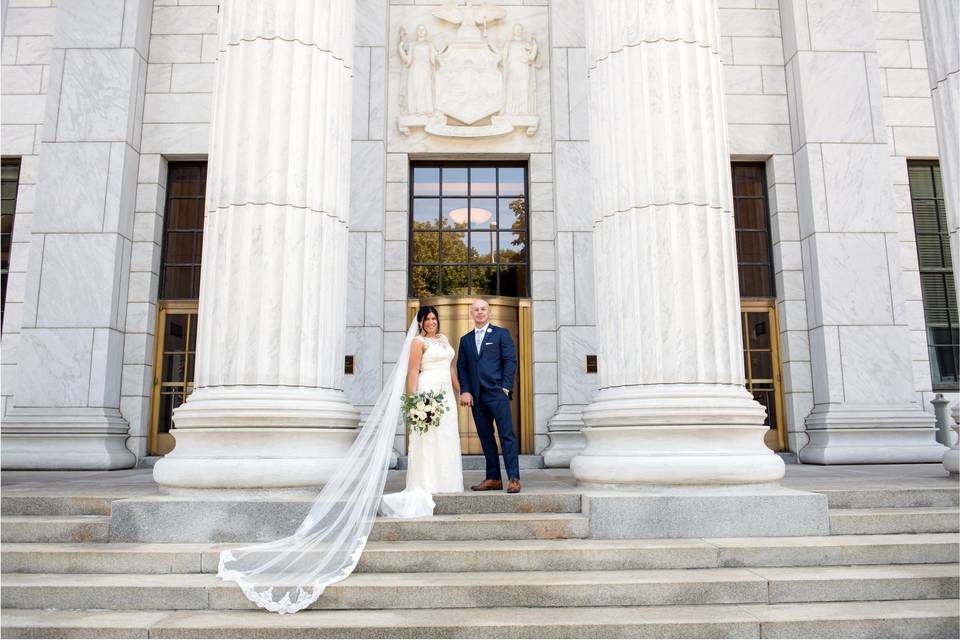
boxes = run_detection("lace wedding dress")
[380,334,464,518]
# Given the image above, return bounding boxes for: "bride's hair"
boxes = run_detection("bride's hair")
[416,306,440,334]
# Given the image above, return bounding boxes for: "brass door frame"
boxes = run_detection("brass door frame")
[407,296,533,454]
[740,297,787,451]
[149,300,198,455]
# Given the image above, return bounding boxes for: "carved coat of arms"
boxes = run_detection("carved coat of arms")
[397,1,540,138]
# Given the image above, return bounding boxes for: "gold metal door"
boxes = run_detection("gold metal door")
[740,299,786,451]
[407,297,533,455]
[149,301,198,455]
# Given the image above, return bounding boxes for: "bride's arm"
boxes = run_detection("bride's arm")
[406,339,424,395]
[450,359,461,397]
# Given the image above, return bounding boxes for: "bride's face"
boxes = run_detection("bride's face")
[421,313,439,335]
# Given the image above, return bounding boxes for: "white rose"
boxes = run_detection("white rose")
[416,402,426,411]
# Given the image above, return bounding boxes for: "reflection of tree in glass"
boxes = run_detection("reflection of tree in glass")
[500,196,527,264]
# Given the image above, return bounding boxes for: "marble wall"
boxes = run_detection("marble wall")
[0,0,952,467]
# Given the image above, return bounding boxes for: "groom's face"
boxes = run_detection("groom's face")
[471,301,489,326]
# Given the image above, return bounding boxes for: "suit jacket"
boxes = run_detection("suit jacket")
[457,325,517,402]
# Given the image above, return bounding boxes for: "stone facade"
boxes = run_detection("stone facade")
[1,0,955,479]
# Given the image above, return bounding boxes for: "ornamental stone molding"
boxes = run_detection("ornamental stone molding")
[388,1,550,154]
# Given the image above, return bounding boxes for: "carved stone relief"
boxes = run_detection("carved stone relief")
[396,1,541,139]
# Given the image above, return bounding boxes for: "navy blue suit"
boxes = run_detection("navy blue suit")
[457,325,520,481]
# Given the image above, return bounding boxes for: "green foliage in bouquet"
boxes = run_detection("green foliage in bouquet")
[401,389,448,434]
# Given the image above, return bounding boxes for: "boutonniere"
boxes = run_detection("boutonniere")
[486,328,492,333]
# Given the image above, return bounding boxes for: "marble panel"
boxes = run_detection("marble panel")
[725,94,789,124]
[899,239,920,272]
[346,233,365,326]
[125,271,157,304]
[761,65,786,94]
[530,239,555,271]
[795,52,875,143]
[839,325,916,404]
[384,270,407,302]
[726,124,791,155]
[352,47,371,140]
[0,94,45,124]
[779,327,810,364]
[807,233,895,326]
[820,143,897,233]
[804,0,875,51]
[364,233,385,327]
[907,40,927,69]
[793,144,829,239]
[550,47,570,141]
[554,141,592,231]
[773,239,802,272]
[720,36,734,63]
[384,209,406,241]
[16,36,52,65]
[148,35,203,63]
[349,141,385,231]
[200,34,218,63]
[382,330,406,364]
[911,359,933,392]
[777,269,805,301]
[385,153,407,182]
[573,232,595,326]
[129,240,158,273]
[124,301,156,335]
[556,232,575,327]
[557,326,597,405]
[873,11,923,40]
[883,96,935,127]
[0,125,35,155]
[146,63,172,93]
[533,362,558,394]
[718,9,780,37]
[532,300,556,332]
[782,358,813,395]
[169,63,214,93]
[385,181,407,212]
[885,68,932,97]
[769,183,798,213]
[57,47,138,140]
[550,0,585,47]
[892,126,939,156]
[120,362,150,398]
[529,181,553,213]
[34,142,111,233]
[3,7,55,36]
[530,209,556,242]
[369,48,387,141]
[731,37,783,65]
[140,123,210,154]
[1,64,42,94]
[877,39,912,69]
[808,325,844,403]
[88,328,124,408]
[151,5,218,35]
[567,47,588,141]
[132,212,161,245]
[529,152,552,183]
[383,299,407,332]
[344,326,383,408]
[2,37,17,65]
[531,269,555,300]
[724,65,763,94]
[383,240,406,272]
[14,328,93,407]
[135,183,161,214]
[534,393,559,437]
[355,0,387,47]
[533,329,556,362]
[36,234,124,328]
[142,92,211,123]
[53,0,123,47]
[103,142,139,238]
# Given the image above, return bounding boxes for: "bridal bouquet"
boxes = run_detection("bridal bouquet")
[402,389,447,434]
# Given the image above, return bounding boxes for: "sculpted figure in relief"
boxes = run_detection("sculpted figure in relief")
[497,24,538,116]
[398,24,438,116]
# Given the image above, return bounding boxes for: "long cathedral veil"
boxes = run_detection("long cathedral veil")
[218,320,419,614]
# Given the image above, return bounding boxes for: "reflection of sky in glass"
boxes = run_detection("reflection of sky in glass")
[442,167,468,195]
[470,232,494,263]
[413,199,439,228]
[413,167,439,196]
[441,198,468,228]
[470,167,496,196]
[499,167,524,196]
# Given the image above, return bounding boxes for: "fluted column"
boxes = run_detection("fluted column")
[570,0,785,485]
[153,0,359,490]
[919,0,959,306]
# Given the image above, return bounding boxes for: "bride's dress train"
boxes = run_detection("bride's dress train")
[380,334,464,518]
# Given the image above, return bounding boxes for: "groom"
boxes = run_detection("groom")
[457,299,521,494]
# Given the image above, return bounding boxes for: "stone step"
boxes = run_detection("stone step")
[0,516,110,543]
[396,454,545,470]
[370,512,589,542]
[3,534,957,575]
[3,600,958,639]
[830,507,960,535]
[816,487,960,509]
[0,495,112,516]
[2,564,955,611]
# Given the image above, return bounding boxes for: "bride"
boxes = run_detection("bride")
[380,306,464,517]
[218,308,462,614]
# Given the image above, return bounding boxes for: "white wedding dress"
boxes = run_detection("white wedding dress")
[380,334,464,518]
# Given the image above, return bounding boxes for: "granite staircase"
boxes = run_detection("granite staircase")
[1,485,958,638]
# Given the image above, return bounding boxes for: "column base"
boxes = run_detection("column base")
[799,403,946,464]
[153,386,360,490]
[542,405,587,468]
[571,384,785,486]
[1,408,136,470]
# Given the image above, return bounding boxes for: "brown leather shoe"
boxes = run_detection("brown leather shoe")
[507,478,521,494]
[470,479,503,491]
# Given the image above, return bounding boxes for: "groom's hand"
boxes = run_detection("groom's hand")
[460,392,474,407]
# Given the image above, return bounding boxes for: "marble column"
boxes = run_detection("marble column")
[919,0,959,306]
[1,0,152,470]
[779,0,942,464]
[570,0,785,485]
[152,0,359,490]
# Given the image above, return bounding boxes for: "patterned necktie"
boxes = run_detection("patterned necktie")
[475,328,484,354]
